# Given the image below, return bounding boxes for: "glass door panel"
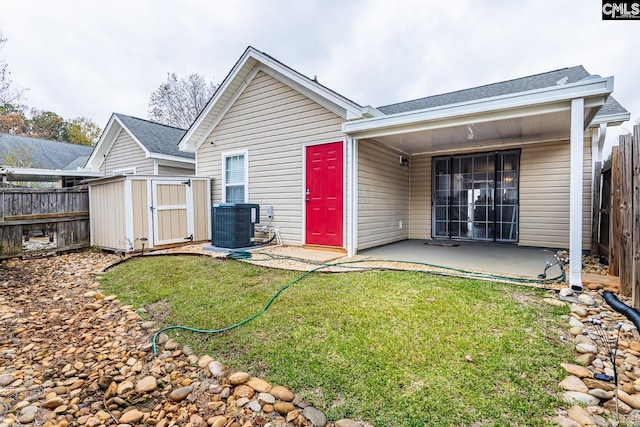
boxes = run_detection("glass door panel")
[432,158,450,238]
[432,150,519,242]
[495,151,519,242]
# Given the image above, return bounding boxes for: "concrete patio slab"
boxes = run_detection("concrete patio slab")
[257,245,344,263]
[358,240,564,279]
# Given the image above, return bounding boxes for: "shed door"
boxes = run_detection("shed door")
[152,180,193,245]
[305,142,344,247]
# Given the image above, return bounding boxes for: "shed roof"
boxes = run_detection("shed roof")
[0,133,94,170]
[377,65,628,119]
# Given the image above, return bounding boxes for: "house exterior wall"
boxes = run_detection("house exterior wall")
[196,70,345,246]
[519,138,592,249]
[89,180,126,251]
[102,129,154,175]
[408,154,431,241]
[158,164,195,175]
[407,138,592,250]
[357,139,410,250]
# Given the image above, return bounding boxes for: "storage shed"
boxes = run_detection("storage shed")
[87,175,210,252]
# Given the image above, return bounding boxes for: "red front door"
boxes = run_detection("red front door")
[305,141,343,247]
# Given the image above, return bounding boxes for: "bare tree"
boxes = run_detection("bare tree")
[0,32,26,106]
[148,72,217,129]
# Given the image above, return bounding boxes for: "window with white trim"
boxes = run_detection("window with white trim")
[112,167,136,176]
[222,151,247,203]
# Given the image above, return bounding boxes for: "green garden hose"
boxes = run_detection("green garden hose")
[150,251,565,356]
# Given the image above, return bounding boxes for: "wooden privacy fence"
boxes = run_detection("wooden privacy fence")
[0,186,90,258]
[601,124,640,308]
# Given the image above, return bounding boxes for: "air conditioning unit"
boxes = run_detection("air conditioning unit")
[211,203,260,248]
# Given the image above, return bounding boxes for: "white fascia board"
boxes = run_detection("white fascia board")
[179,47,370,152]
[362,105,385,118]
[2,167,103,177]
[590,111,631,127]
[85,114,119,171]
[343,76,614,137]
[179,48,261,153]
[253,57,365,120]
[192,67,261,152]
[149,153,196,164]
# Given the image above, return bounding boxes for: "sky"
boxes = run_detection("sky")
[0,0,639,151]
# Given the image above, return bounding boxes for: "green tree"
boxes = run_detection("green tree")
[148,72,217,128]
[62,117,101,146]
[26,109,65,140]
[1,142,32,168]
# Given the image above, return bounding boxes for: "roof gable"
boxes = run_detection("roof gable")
[179,46,379,152]
[114,114,191,159]
[86,113,193,171]
[0,133,93,170]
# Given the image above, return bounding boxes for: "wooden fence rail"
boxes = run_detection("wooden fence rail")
[0,186,90,258]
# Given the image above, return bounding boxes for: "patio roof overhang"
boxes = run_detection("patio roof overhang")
[1,167,103,183]
[343,76,617,291]
[342,76,615,154]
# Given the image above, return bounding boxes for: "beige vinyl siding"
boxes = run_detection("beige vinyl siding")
[192,179,210,242]
[131,180,149,250]
[158,164,195,175]
[409,153,432,239]
[520,138,592,249]
[103,129,154,175]
[197,70,346,246]
[406,139,591,249]
[89,181,126,250]
[357,139,409,250]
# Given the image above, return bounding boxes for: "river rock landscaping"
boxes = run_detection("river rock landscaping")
[0,252,359,427]
[1,250,640,426]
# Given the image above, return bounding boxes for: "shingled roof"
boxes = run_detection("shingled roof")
[114,114,193,160]
[377,65,628,118]
[0,133,93,170]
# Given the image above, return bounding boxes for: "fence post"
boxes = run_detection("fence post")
[610,146,620,277]
[633,125,640,308]
[620,134,633,296]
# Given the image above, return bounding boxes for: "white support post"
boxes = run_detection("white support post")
[570,98,584,291]
[346,137,358,258]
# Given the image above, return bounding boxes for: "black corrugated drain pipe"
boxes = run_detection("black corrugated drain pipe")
[603,291,640,330]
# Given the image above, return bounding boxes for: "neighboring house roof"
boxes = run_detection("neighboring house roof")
[0,132,94,170]
[377,65,628,123]
[85,113,194,172]
[179,46,382,152]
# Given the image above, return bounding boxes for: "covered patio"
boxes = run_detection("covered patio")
[343,72,624,291]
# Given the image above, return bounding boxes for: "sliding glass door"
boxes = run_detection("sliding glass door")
[432,150,519,242]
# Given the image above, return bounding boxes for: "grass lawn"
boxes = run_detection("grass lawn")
[100,255,572,427]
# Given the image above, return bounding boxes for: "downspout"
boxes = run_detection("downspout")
[569,98,584,291]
